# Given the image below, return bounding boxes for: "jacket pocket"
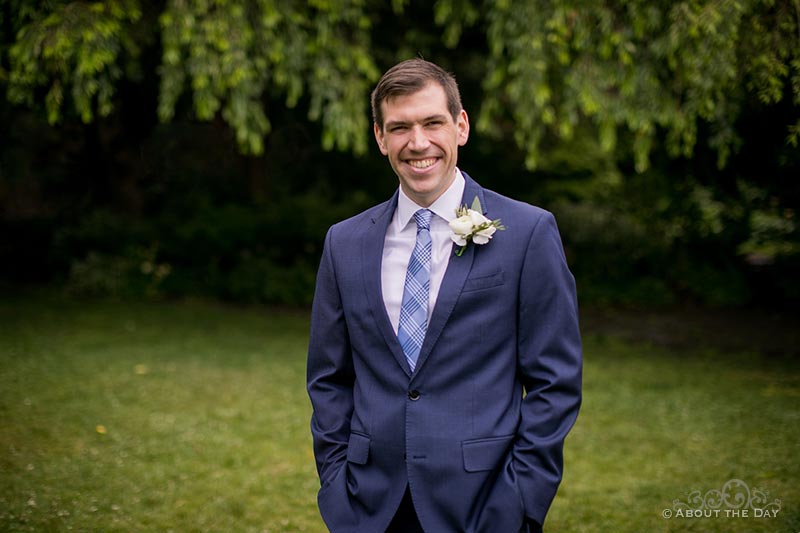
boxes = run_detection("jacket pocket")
[462,434,514,472]
[462,270,505,293]
[346,431,370,465]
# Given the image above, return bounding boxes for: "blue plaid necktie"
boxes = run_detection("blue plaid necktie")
[397,209,432,372]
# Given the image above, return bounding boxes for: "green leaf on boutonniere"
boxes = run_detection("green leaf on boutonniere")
[470,196,482,213]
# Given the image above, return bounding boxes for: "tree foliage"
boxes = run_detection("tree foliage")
[4,0,379,156]
[471,0,800,171]
[1,1,798,307]
[157,0,379,155]
[5,1,142,125]
[3,0,798,166]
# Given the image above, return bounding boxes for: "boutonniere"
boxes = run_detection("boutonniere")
[449,196,506,256]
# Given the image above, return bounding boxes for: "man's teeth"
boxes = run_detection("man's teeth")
[408,158,436,169]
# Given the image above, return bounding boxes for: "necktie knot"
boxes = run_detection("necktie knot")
[413,209,432,232]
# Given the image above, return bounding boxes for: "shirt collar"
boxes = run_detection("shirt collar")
[396,168,466,230]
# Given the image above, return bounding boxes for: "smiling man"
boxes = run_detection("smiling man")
[307,58,582,533]
[374,81,468,207]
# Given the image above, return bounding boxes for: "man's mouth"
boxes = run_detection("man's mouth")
[406,158,438,169]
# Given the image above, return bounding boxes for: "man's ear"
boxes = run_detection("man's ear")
[373,122,388,155]
[457,109,470,147]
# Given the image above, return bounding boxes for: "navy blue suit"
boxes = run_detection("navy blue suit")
[307,173,582,532]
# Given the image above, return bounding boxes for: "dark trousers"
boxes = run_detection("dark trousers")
[386,487,424,533]
[384,486,542,533]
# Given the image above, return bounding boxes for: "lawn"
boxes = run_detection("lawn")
[1,294,797,532]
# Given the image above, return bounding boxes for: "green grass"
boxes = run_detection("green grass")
[1,294,798,532]
[552,335,799,532]
[1,295,320,532]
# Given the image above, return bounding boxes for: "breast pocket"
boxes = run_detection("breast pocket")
[462,270,505,293]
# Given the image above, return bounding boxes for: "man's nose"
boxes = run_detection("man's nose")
[408,126,431,151]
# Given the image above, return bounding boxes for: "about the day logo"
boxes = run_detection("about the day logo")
[662,479,781,520]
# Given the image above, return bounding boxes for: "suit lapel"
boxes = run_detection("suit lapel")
[412,174,484,378]
[361,191,413,376]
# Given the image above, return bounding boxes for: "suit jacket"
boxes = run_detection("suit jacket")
[307,173,582,532]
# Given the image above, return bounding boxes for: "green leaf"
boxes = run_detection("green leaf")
[470,196,482,213]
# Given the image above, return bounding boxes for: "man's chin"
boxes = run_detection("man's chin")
[401,183,447,206]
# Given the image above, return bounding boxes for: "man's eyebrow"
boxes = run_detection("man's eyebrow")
[384,120,409,129]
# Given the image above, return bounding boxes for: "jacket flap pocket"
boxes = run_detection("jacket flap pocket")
[346,432,370,465]
[463,270,504,293]
[462,435,514,472]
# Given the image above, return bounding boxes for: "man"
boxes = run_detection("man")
[307,58,582,532]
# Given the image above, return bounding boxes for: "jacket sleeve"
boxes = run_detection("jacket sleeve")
[306,227,355,486]
[513,211,583,524]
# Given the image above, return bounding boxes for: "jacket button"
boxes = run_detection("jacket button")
[408,390,421,401]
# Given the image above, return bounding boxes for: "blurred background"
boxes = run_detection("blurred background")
[1,0,798,310]
[1,2,799,531]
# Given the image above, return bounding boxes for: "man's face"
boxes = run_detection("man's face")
[374,83,469,207]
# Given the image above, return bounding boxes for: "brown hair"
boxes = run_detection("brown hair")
[371,58,462,130]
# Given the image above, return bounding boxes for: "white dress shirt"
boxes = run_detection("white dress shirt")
[381,169,466,333]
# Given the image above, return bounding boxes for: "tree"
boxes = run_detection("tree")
[2,1,798,306]
[5,1,798,167]
[464,0,800,171]
[3,0,379,156]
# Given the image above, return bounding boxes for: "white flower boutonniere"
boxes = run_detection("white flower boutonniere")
[449,196,506,256]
